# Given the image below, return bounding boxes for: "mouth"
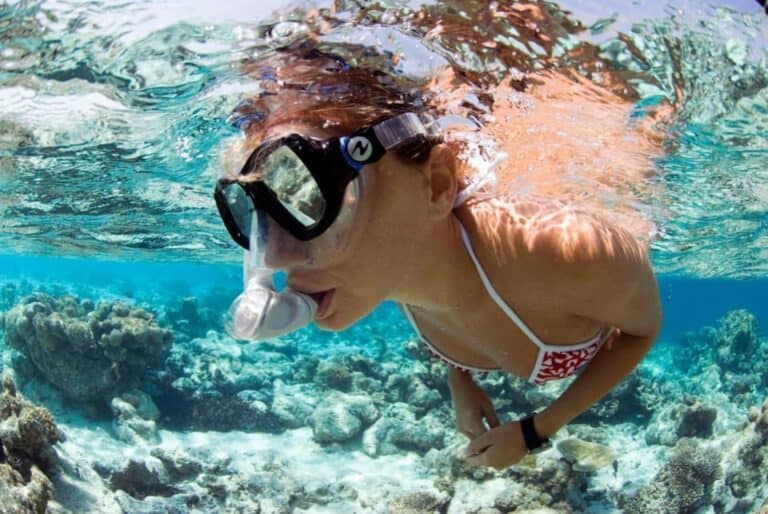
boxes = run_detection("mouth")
[313,289,336,320]
[307,291,327,304]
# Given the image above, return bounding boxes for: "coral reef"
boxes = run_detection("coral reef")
[4,294,173,402]
[621,438,722,513]
[676,310,766,406]
[645,395,718,446]
[0,375,61,514]
[717,399,768,508]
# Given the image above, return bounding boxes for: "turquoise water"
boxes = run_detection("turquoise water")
[1,0,767,513]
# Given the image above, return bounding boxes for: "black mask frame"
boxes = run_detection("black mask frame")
[214,125,387,249]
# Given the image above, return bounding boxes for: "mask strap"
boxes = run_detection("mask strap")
[372,112,439,150]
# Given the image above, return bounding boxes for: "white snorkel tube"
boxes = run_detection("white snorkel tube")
[224,212,318,341]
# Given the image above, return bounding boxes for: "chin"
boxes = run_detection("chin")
[315,297,376,332]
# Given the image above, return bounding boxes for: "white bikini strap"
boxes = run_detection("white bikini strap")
[457,221,548,349]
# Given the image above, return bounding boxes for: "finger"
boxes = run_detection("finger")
[465,431,491,456]
[483,405,501,428]
[465,446,492,466]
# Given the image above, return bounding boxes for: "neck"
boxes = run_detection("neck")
[389,212,486,316]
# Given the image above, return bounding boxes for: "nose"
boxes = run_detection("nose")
[262,217,311,269]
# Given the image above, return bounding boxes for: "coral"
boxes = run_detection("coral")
[0,376,62,480]
[676,396,718,438]
[716,310,759,369]
[161,296,220,341]
[4,294,173,402]
[722,399,768,501]
[388,491,449,514]
[0,375,59,514]
[155,335,291,431]
[577,369,660,425]
[556,438,616,472]
[0,464,53,514]
[622,438,721,514]
[646,396,718,446]
[505,457,586,511]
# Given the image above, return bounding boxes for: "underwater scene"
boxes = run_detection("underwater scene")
[0,0,767,513]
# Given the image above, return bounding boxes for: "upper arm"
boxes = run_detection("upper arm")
[527,207,662,337]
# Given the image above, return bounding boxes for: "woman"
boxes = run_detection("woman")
[215,6,664,469]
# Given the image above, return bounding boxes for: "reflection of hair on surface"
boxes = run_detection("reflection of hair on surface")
[220,0,675,244]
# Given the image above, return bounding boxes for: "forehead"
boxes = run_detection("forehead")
[262,123,343,143]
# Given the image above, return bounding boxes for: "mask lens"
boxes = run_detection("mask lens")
[222,183,254,240]
[260,146,326,227]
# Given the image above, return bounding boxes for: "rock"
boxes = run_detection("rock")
[149,448,202,481]
[108,458,177,499]
[113,490,189,514]
[362,403,445,456]
[494,484,550,511]
[314,360,353,392]
[556,438,616,472]
[310,392,379,444]
[405,377,442,415]
[111,390,160,445]
[270,380,318,429]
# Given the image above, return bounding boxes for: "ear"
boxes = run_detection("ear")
[423,144,458,220]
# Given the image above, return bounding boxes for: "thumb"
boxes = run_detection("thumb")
[482,402,501,428]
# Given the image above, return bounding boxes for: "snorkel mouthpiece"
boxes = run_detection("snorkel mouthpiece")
[224,270,318,340]
[224,212,319,341]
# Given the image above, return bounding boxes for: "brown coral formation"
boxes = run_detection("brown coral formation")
[4,294,173,402]
[0,375,62,514]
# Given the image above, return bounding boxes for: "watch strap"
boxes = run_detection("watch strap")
[520,416,549,451]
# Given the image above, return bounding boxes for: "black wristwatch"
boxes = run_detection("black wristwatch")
[520,416,550,453]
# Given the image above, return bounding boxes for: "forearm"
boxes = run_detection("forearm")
[535,331,657,438]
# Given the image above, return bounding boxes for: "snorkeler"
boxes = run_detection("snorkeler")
[214,11,662,469]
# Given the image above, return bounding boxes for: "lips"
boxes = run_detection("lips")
[288,280,335,319]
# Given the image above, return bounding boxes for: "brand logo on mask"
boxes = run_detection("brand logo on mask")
[347,136,373,162]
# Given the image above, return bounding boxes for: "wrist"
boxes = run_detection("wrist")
[532,409,562,440]
[520,415,550,453]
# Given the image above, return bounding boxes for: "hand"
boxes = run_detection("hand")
[465,421,529,470]
[447,368,500,438]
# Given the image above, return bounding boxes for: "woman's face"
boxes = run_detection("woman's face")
[253,123,432,331]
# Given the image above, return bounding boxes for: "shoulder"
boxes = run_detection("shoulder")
[456,194,659,330]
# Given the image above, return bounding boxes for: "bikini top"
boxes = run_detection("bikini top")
[401,220,616,385]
